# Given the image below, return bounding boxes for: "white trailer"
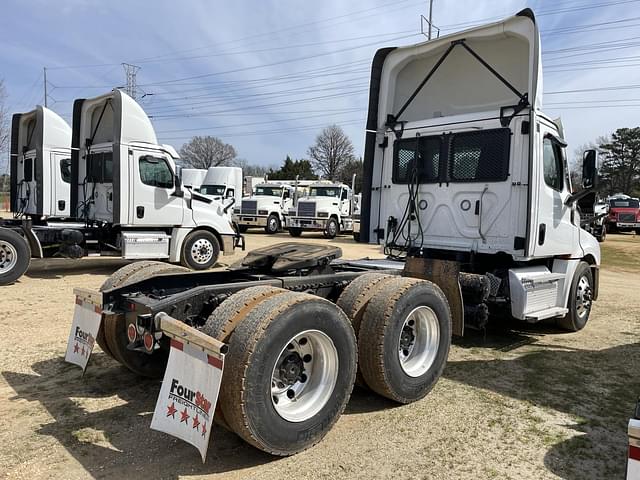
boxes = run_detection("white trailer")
[0,90,243,285]
[199,166,243,205]
[64,8,601,460]
[286,179,357,239]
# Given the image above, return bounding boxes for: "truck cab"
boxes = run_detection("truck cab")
[10,106,71,218]
[199,166,243,206]
[233,183,294,234]
[287,182,355,239]
[607,194,640,234]
[70,89,241,268]
[360,8,600,331]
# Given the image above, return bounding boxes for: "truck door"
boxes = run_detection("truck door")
[52,153,71,217]
[340,188,350,216]
[131,151,184,226]
[531,125,576,256]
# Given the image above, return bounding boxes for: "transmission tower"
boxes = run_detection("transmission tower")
[122,63,141,99]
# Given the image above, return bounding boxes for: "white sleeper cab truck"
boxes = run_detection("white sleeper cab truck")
[234,182,294,234]
[1,106,72,284]
[199,166,243,205]
[180,168,207,190]
[63,10,599,461]
[287,180,356,238]
[0,90,242,285]
[360,8,600,333]
[9,106,71,218]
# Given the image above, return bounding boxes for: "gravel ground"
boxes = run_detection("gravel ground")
[0,230,638,480]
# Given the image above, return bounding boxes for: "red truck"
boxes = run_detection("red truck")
[607,195,640,234]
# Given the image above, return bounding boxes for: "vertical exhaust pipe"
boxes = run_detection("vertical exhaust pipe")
[294,175,299,207]
[350,173,357,215]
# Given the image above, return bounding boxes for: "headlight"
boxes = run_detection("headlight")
[318,212,329,218]
[258,210,268,215]
[233,208,240,214]
[288,209,296,215]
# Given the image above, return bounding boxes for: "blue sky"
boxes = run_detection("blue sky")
[1,0,639,170]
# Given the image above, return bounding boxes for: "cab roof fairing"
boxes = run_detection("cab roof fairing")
[15,105,71,154]
[374,9,542,132]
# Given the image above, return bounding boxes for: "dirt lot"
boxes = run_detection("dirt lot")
[1,231,639,480]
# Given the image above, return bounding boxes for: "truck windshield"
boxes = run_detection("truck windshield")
[200,185,226,196]
[256,186,282,196]
[310,187,340,197]
[610,199,639,208]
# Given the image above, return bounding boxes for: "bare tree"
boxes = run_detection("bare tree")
[179,135,237,168]
[307,125,354,180]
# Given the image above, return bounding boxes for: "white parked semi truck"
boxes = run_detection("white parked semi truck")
[286,179,357,238]
[199,166,243,205]
[65,9,600,458]
[9,106,72,219]
[180,168,207,190]
[0,90,243,285]
[234,182,295,234]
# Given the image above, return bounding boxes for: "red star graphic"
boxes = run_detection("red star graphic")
[166,402,177,418]
[201,422,207,437]
[73,342,79,354]
[180,408,190,424]
[192,414,200,431]
[81,345,85,357]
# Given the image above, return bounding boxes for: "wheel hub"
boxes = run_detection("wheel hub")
[397,306,440,378]
[270,330,338,423]
[576,276,593,318]
[0,240,18,274]
[399,325,415,353]
[191,238,213,264]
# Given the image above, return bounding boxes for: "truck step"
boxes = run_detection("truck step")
[525,306,568,322]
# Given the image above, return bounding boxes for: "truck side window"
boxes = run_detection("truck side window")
[139,156,174,189]
[86,152,113,183]
[283,190,290,200]
[23,158,33,182]
[341,189,348,201]
[60,158,71,183]
[542,137,563,191]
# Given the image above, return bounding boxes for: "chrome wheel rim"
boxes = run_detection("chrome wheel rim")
[0,240,18,275]
[268,217,278,232]
[190,238,213,265]
[327,221,337,236]
[575,275,592,319]
[271,329,338,423]
[398,306,440,377]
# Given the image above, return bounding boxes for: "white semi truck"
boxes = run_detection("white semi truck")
[180,168,207,190]
[9,106,72,219]
[66,9,600,458]
[199,166,243,205]
[0,90,243,285]
[286,179,356,238]
[234,182,295,234]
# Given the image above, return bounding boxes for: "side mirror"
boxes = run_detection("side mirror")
[173,165,184,198]
[582,149,598,190]
[226,189,234,199]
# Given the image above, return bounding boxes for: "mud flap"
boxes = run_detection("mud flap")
[403,258,464,337]
[151,313,227,463]
[65,288,103,372]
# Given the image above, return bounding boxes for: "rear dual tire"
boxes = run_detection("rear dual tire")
[205,287,357,455]
[98,261,188,377]
[0,228,31,285]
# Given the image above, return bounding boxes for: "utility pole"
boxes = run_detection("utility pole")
[428,0,434,40]
[43,67,48,107]
[122,63,141,100]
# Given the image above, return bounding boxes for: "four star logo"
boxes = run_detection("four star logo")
[180,407,190,424]
[192,414,200,431]
[166,402,177,419]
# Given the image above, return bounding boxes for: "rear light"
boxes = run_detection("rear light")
[127,324,137,343]
[143,332,155,352]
